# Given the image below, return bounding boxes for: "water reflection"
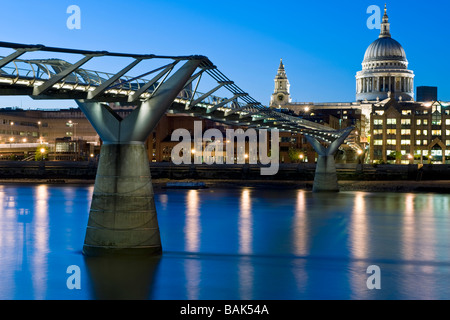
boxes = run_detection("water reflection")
[294,190,308,256]
[184,190,201,299]
[238,188,253,299]
[84,255,161,300]
[185,190,200,252]
[32,185,49,300]
[350,192,368,259]
[239,188,252,255]
[402,193,416,262]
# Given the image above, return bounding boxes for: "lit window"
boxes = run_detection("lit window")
[373,129,382,135]
[401,119,411,125]
[432,130,442,136]
[447,140,450,146]
[423,130,428,136]
[387,129,396,134]
[387,139,396,145]
[416,140,421,146]
[401,140,411,145]
[374,140,383,145]
[423,140,428,145]
[416,130,421,135]
[374,119,383,125]
[401,129,411,135]
[423,119,428,125]
[387,118,397,125]
[446,119,450,125]
[417,119,421,125]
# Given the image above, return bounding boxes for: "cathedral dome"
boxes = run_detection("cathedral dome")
[363,37,407,63]
[355,5,415,102]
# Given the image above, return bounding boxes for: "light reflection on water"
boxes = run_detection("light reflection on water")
[1,184,450,299]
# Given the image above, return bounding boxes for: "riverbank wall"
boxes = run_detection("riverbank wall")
[0,161,448,182]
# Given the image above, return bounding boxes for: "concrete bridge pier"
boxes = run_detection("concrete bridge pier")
[77,60,201,256]
[305,127,354,192]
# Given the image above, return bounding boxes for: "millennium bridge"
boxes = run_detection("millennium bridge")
[0,41,356,255]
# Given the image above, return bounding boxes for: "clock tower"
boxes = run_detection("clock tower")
[270,59,291,108]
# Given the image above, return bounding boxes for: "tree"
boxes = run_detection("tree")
[35,145,49,161]
[288,148,305,163]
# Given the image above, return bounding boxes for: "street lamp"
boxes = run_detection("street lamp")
[40,147,46,161]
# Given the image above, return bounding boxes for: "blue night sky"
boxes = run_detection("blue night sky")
[0,0,448,108]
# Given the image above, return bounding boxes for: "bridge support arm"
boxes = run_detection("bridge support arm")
[305,127,354,192]
[77,59,201,256]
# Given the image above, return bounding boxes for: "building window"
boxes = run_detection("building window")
[375,111,384,115]
[374,119,383,125]
[402,110,412,115]
[423,130,428,136]
[416,140,421,146]
[432,119,442,126]
[416,130,421,135]
[401,129,411,135]
[373,129,383,135]
[387,139,396,145]
[423,119,428,125]
[446,119,450,125]
[387,118,397,125]
[401,140,411,145]
[401,119,411,125]
[417,119,421,125]
[374,140,383,146]
[423,140,428,145]
[432,130,442,136]
[387,129,396,135]
[447,140,450,146]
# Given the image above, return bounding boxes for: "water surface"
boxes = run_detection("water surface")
[0,184,449,300]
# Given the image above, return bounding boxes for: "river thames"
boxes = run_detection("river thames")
[0,183,450,300]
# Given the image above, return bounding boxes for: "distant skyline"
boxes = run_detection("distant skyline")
[0,0,448,109]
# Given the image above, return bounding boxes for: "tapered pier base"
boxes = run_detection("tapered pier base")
[82,143,161,256]
[312,155,339,192]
